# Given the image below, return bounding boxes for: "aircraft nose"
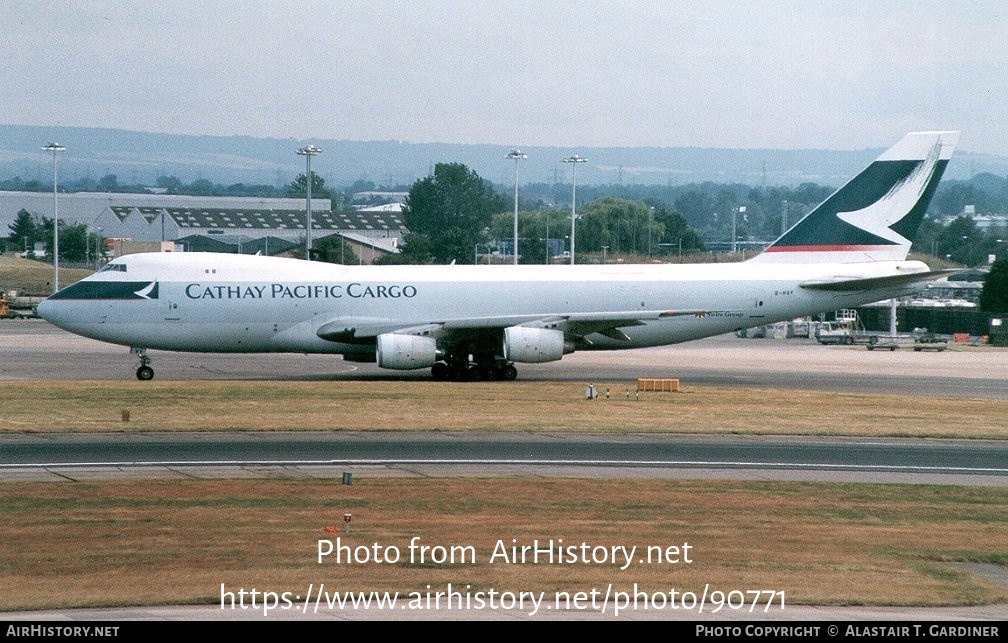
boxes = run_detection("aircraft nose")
[36,297,60,324]
[37,296,92,335]
[36,296,79,330]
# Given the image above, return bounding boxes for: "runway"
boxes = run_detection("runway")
[3,432,1008,487]
[3,319,1008,487]
[3,318,1008,399]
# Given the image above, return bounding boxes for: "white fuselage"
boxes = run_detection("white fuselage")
[38,252,930,359]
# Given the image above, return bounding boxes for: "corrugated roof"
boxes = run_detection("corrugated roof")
[156,207,404,232]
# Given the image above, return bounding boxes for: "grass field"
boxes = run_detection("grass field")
[2,477,1007,613]
[2,380,1007,439]
[0,253,92,296]
[1,379,1007,613]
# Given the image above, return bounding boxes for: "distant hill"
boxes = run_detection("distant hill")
[1,124,1003,191]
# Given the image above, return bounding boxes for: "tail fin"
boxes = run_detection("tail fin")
[749,131,959,264]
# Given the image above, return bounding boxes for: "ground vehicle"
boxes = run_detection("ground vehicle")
[913,333,948,351]
[815,308,864,345]
[816,322,856,345]
[867,335,907,351]
[1,290,42,319]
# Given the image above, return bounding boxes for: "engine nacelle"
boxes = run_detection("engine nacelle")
[375,333,439,370]
[502,326,566,363]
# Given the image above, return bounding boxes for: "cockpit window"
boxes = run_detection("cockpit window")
[98,262,127,273]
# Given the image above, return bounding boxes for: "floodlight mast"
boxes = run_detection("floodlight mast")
[562,155,586,264]
[43,142,65,292]
[296,144,323,260]
[506,149,527,265]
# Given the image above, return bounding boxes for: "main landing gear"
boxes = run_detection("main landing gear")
[132,347,154,381]
[430,352,518,382]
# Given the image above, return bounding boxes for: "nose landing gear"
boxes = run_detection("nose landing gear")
[132,347,154,380]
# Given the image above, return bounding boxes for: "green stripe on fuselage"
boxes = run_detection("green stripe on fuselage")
[47,281,158,300]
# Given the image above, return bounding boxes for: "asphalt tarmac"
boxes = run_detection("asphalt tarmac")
[3,318,1008,400]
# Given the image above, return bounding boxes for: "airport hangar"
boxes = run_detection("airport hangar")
[0,191,405,262]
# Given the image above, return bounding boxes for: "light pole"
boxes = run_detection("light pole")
[43,142,65,292]
[506,150,526,265]
[91,226,102,268]
[296,144,322,260]
[562,155,586,264]
[733,206,746,255]
[544,214,550,265]
[648,206,654,258]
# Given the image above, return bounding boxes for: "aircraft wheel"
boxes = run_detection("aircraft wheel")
[431,362,449,381]
[136,365,154,381]
[501,364,518,381]
[480,365,498,381]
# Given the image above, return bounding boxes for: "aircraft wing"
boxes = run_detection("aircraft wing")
[443,309,710,343]
[799,269,960,292]
[316,317,415,342]
[316,309,708,344]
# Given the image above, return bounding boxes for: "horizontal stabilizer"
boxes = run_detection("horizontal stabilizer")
[799,270,959,292]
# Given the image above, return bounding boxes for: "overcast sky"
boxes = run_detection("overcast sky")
[5,1,1006,155]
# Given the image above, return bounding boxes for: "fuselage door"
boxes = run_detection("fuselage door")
[165,300,181,321]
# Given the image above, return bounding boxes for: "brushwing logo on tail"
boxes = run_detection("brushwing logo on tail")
[836,139,943,247]
[754,131,957,261]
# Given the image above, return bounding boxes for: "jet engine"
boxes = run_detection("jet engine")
[502,326,566,363]
[376,333,439,370]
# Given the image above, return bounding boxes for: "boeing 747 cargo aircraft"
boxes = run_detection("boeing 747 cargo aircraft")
[39,131,959,381]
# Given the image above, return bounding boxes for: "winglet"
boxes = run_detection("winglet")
[749,131,959,264]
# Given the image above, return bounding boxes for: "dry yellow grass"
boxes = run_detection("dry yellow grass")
[0,253,92,296]
[1,380,1007,439]
[2,478,1006,612]
[2,371,1006,614]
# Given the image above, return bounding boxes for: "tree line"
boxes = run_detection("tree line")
[5,209,101,264]
[5,161,1008,313]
